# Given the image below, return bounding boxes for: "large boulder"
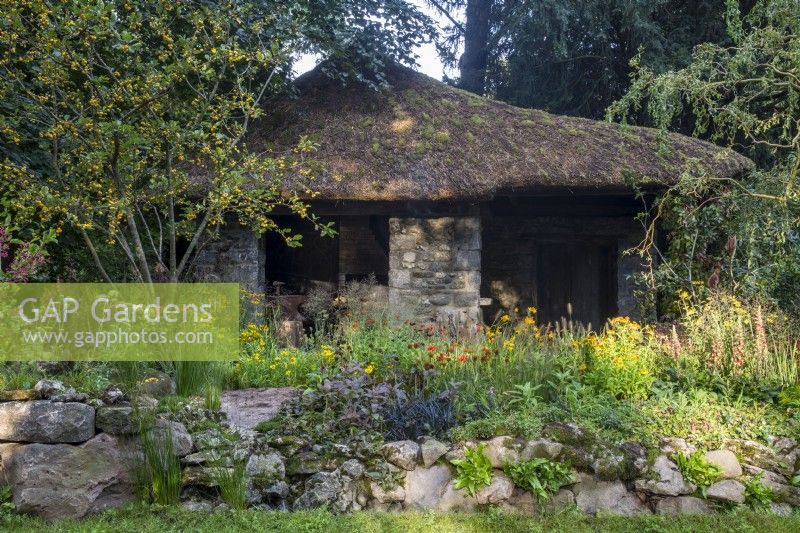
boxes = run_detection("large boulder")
[656,496,715,515]
[245,452,286,487]
[706,479,745,504]
[146,419,192,457]
[220,387,300,431]
[138,370,176,398]
[403,464,453,510]
[724,439,792,476]
[634,456,695,496]
[6,433,135,520]
[483,436,522,469]
[0,389,39,401]
[34,379,66,399]
[520,439,563,461]
[574,474,649,515]
[382,440,421,471]
[703,450,742,479]
[293,472,343,510]
[96,406,137,435]
[0,442,21,483]
[370,481,406,503]
[418,437,449,468]
[0,401,95,443]
[475,471,514,504]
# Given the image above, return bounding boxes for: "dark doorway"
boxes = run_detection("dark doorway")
[536,242,616,329]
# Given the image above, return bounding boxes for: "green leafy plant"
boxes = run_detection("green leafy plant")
[504,458,575,502]
[211,462,248,510]
[674,451,723,497]
[505,382,542,409]
[451,443,493,496]
[0,484,15,517]
[744,474,775,512]
[779,385,800,409]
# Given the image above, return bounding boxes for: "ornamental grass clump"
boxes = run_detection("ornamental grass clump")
[211,462,248,510]
[137,424,182,505]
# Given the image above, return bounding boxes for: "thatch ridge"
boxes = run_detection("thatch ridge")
[249,64,753,201]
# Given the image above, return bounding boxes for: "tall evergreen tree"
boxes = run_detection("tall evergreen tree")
[429,0,757,118]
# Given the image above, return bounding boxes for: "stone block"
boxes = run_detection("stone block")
[7,433,135,520]
[0,401,95,443]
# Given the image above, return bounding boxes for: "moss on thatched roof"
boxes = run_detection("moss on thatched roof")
[250,65,753,201]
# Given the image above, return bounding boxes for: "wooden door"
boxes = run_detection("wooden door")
[536,242,615,330]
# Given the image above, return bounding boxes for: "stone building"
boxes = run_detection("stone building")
[195,65,751,329]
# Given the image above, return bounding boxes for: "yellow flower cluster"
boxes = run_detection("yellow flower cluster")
[320,344,335,364]
[269,349,299,378]
[584,316,656,399]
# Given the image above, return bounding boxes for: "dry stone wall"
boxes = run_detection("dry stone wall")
[3,382,800,520]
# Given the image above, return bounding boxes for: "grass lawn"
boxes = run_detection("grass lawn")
[2,507,798,533]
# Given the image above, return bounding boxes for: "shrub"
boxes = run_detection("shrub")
[451,443,493,496]
[383,387,457,441]
[674,451,723,497]
[584,317,658,400]
[504,458,575,502]
[450,409,548,442]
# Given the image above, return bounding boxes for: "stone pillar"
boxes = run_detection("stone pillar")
[388,216,481,327]
[194,222,265,295]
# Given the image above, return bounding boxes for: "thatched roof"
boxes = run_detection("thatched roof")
[250,64,753,201]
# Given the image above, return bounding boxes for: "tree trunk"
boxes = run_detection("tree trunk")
[458,0,491,95]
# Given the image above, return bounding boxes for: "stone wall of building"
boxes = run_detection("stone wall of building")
[388,217,482,327]
[193,222,265,294]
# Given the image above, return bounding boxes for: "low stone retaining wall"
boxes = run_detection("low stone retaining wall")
[1,383,799,520]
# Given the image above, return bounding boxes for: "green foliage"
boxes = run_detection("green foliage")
[204,383,221,412]
[0,484,14,518]
[779,385,800,408]
[451,443,493,497]
[5,506,800,533]
[137,424,182,505]
[0,0,431,283]
[450,409,549,443]
[171,362,224,398]
[211,462,248,511]
[670,294,800,388]
[583,317,658,400]
[253,363,405,458]
[504,458,575,502]
[744,474,775,512]
[504,382,542,410]
[436,0,729,117]
[608,0,800,315]
[674,451,723,497]
[641,387,796,450]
